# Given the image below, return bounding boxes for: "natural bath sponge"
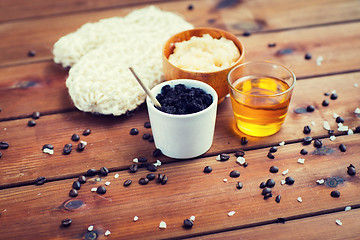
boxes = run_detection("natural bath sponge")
[53,6,193,115]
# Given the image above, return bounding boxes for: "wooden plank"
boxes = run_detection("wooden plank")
[0,134,359,239]
[1,0,360,68]
[0,72,359,187]
[190,208,360,240]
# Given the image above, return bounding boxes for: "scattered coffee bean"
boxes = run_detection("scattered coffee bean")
[229,170,240,178]
[76,142,86,151]
[266,179,276,188]
[300,149,308,155]
[242,31,251,36]
[330,190,340,198]
[27,120,36,127]
[130,128,139,135]
[142,133,151,140]
[99,167,109,176]
[69,189,78,197]
[138,156,148,162]
[144,122,151,128]
[241,137,248,145]
[28,50,36,57]
[261,187,272,196]
[313,139,323,148]
[303,136,313,145]
[322,100,329,107]
[0,141,9,149]
[31,111,40,119]
[203,166,212,173]
[35,176,46,185]
[339,144,346,152]
[336,116,344,124]
[330,93,338,100]
[42,144,54,150]
[236,182,243,189]
[82,128,91,136]
[139,177,149,185]
[267,152,275,159]
[324,92,330,96]
[269,146,278,153]
[63,143,72,155]
[328,130,335,136]
[0,152,2,158]
[123,179,132,187]
[157,174,164,183]
[259,182,266,189]
[96,186,107,194]
[264,192,273,200]
[243,162,248,168]
[187,4,194,10]
[72,181,81,190]
[354,126,360,133]
[219,153,230,161]
[153,148,162,157]
[270,166,279,173]
[268,43,277,48]
[160,175,168,185]
[303,125,311,134]
[306,105,315,112]
[61,218,72,227]
[305,53,312,60]
[147,164,157,172]
[86,169,97,176]
[146,173,156,181]
[347,164,356,176]
[183,219,193,228]
[285,176,295,185]
[129,164,138,173]
[78,175,86,184]
[71,134,80,141]
[235,151,245,157]
[275,195,281,203]
[148,136,154,142]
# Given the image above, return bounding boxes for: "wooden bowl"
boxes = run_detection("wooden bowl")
[162,27,245,102]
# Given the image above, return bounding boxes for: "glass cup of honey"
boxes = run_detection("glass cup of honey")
[227,61,296,137]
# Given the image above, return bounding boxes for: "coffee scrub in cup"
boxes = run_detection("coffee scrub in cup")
[227,61,296,137]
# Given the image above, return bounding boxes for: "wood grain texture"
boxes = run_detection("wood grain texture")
[0,134,359,239]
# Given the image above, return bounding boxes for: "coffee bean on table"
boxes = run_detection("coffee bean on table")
[330,93,338,100]
[72,181,81,190]
[303,125,311,134]
[82,128,91,136]
[313,139,323,148]
[347,164,356,176]
[266,179,276,188]
[96,186,107,194]
[142,133,151,140]
[86,169,97,176]
[355,126,360,133]
[123,180,132,187]
[147,164,157,172]
[203,166,212,173]
[328,130,335,136]
[234,151,245,157]
[241,137,248,145]
[78,175,86,183]
[300,149,308,155]
[69,189,78,197]
[183,219,194,228]
[71,134,80,141]
[31,111,40,119]
[267,152,275,159]
[264,192,273,200]
[330,190,340,198]
[219,153,230,161]
[336,116,344,123]
[129,164,138,173]
[285,176,295,185]
[259,182,266,189]
[262,187,272,196]
[138,156,148,163]
[270,166,279,173]
[268,43,277,48]
[275,195,281,203]
[236,182,243,189]
[27,50,36,57]
[146,173,156,181]
[322,100,329,107]
[35,176,46,185]
[0,141,9,149]
[269,146,277,153]
[100,167,109,176]
[306,105,315,112]
[243,162,248,168]
[229,170,240,178]
[305,53,312,60]
[303,137,313,145]
[139,178,149,185]
[144,122,151,128]
[153,148,162,157]
[148,136,154,142]
[77,142,86,151]
[63,143,72,155]
[42,144,54,150]
[160,175,168,185]
[27,120,36,127]
[242,31,251,37]
[130,128,139,135]
[324,92,330,96]
[339,144,346,152]
[61,218,72,227]
[0,152,2,159]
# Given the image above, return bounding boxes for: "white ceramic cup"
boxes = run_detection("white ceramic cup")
[146,79,218,159]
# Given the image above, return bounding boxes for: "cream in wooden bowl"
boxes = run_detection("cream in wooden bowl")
[162,27,245,102]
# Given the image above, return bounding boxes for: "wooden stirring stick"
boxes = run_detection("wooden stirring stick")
[129,67,162,108]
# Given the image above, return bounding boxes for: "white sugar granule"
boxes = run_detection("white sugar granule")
[345,206,351,211]
[311,121,316,126]
[105,230,111,236]
[338,123,349,132]
[133,216,139,222]
[280,180,286,185]
[333,113,339,119]
[323,121,331,131]
[228,211,236,217]
[236,157,246,165]
[80,140,87,145]
[153,160,162,167]
[190,216,196,222]
[330,135,336,141]
[159,221,167,229]
[43,148,54,155]
[354,83,358,88]
[223,179,228,182]
[216,155,221,161]
[88,225,94,231]
[297,158,305,164]
[297,197,303,203]
[91,188,97,192]
[105,181,110,186]
[133,158,138,163]
[279,141,285,146]
[282,169,289,176]
[355,108,360,114]
[316,179,325,185]
[316,56,324,66]
[335,220,342,226]
[348,129,354,135]
[114,173,119,179]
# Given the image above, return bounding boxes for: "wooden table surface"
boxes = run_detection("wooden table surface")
[1,0,360,239]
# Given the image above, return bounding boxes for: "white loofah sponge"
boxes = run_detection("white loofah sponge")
[53,6,193,115]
